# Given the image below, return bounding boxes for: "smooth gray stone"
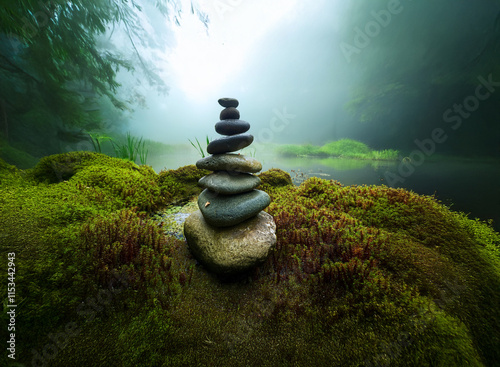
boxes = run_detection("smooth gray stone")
[184,210,276,275]
[218,97,239,108]
[207,134,253,154]
[197,189,271,227]
[215,119,250,136]
[198,171,261,194]
[220,107,240,120]
[196,154,262,173]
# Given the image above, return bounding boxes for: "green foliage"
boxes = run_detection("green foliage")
[0,1,208,162]
[28,151,135,183]
[80,208,185,298]
[275,139,399,160]
[319,138,371,156]
[275,143,320,157]
[0,137,39,168]
[72,164,162,212]
[87,132,113,153]
[188,136,210,158]
[112,132,149,165]
[157,164,210,205]
[257,168,293,193]
[2,159,499,366]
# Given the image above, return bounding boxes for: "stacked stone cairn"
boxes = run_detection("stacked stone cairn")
[184,98,277,275]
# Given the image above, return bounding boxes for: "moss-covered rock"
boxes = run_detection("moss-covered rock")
[0,138,39,168]
[158,164,210,205]
[28,151,138,183]
[257,168,293,189]
[2,162,499,366]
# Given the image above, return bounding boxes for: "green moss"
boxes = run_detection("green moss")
[257,168,293,192]
[275,138,399,160]
[71,164,162,211]
[3,161,500,366]
[0,138,39,168]
[28,151,139,184]
[158,164,210,205]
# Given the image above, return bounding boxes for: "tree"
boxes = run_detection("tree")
[0,0,208,164]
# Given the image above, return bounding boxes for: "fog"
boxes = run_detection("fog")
[110,0,500,157]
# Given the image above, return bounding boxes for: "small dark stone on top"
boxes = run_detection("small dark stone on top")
[220,107,240,120]
[218,98,239,108]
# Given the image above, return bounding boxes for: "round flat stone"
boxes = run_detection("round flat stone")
[184,210,276,275]
[218,98,239,108]
[197,189,271,227]
[220,107,240,120]
[215,119,250,136]
[207,134,253,154]
[196,154,262,173]
[198,171,261,194]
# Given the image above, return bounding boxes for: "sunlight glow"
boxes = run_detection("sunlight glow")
[168,0,299,101]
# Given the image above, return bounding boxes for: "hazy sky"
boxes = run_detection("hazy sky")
[126,0,350,145]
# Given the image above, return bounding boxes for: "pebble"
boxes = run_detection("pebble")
[198,171,261,194]
[218,98,239,108]
[196,154,262,173]
[197,189,271,227]
[215,119,250,136]
[207,134,254,154]
[220,107,240,120]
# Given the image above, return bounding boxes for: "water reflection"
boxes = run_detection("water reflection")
[150,152,499,231]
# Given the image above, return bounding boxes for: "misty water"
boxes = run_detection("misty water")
[150,150,500,231]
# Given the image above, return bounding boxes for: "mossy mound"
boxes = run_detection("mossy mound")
[0,156,17,173]
[2,159,499,366]
[158,164,210,205]
[0,138,39,169]
[257,168,293,191]
[28,151,138,184]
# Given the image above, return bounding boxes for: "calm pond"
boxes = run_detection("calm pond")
[151,152,500,232]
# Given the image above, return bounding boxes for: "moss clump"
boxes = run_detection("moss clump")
[80,208,189,298]
[72,164,162,212]
[158,164,210,205]
[275,138,399,160]
[28,151,136,183]
[3,158,499,366]
[0,157,17,173]
[0,138,39,168]
[257,168,293,190]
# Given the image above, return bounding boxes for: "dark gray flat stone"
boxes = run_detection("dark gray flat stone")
[197,189,271,227]
[207,134,253,154]
[198,171,261,194]
[196,154,262,173]
[218,98,239,108]
[220,107,240,120]
[215,119,250,136]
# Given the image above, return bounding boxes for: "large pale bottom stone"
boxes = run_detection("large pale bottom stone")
[184,210,276,275]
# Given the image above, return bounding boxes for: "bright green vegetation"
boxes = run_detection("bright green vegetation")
[275,138,399,160]
[1,152,499,366]
[0,1,207,167]
[111,132,150,165]
[188,136,210,158]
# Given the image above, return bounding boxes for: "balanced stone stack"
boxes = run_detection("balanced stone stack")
[184,98,276,275]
